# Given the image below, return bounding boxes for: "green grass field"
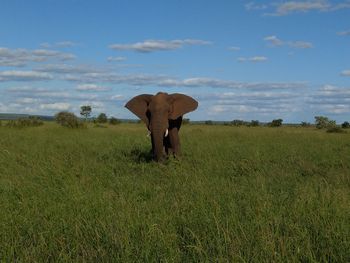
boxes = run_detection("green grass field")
[0,123,349,262]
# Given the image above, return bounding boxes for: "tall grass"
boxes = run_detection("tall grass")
[0,123,349,262]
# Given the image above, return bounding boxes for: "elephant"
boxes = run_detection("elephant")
[125,92,198,162]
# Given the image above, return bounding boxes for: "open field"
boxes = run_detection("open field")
[0,123,349,262]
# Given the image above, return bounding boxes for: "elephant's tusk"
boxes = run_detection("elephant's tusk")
[147,130,151,137]
[165,129,168,137]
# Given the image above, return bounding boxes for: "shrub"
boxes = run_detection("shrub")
[6,117,43,128]
[341,121,350,129]
[231,119,246,126]
[182,118,190,125]
[205,120,213,125]
[55,111,84,128]
[315,116,336,129]
[301,121,311,127]
[109,117,121,125]
[97,113,108,123]
[327,126,345,133]
[250,120,260,127]
[268,119,283,127]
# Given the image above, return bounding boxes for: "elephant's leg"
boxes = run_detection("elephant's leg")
[169,128,181,157]
[163,135,171,156]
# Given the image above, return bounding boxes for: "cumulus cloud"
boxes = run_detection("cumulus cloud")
[40,102,71,111]
[308,85,350,114]
[246,0,350,16]
[0,71,52,81]
[109,39,211,53]
[16,98,40,104]
[228,46,241,51]
[337,30,350,36]
[107,56,127,62]
[36,64,101,74]
[264,35,313,49]
[76,84,110,91]
[237,56,268,63]
[0,47,76,67]
[40,41,78,48]
[341,70,350,76]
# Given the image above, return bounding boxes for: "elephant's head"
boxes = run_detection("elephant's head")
[125,92,198,161]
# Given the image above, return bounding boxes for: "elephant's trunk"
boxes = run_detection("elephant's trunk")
[151,119,168,162]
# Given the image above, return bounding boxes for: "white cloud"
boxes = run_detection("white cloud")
[35,64,101,74]
[341,70,350,76]
[109,39,211,53]
[264,35,284,46]
[238,56,268,63]
[40,102,71,111]
[228,46,241,51]
[245,2,268,10]
[107,56,127,62]
[288,41,313,49]
[76,84,110,91]
[16,98,39,104]
[110,94,123,100]
[40,41,78,48]
[0,71,52,81]
[337,30,350,36]
[0,47,75,67]
[264,35,313,49]
[247,0,350,16]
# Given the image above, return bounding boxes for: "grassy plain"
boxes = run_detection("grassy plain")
[0,123,349,262]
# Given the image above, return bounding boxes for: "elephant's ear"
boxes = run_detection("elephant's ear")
[169,93,198,120]
[125,94,153,126]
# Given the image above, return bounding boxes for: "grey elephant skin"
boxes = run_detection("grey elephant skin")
[125,92,198,162]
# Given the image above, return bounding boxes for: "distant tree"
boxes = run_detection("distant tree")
[80,105,92,121]
[341,121,350,129]
[250,120,260,127]
[97,113,108,123]
[231,119,246,126]
[109,117,121,125]
[301,121,311,127]
[269,119,283,127]
[315,116,336,129]
[55,111,84,128]
[182,118,190,125]
[205,120,213,125]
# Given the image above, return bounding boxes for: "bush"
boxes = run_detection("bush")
[109,117,121,125]
[326,126,345,133]
[6,117,43,128]
[55,111,84,128]
[268,119,283,127]
[205,120,213,125]
[231,119,247,126]
[315,116,336,129]
[250,120,260,127]
[182,118,190,125]
[97,113,108,123]
[301,121,311,127]
[341,121,350,129]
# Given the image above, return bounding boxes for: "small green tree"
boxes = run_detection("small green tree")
[231,119,245,126]
[97,113,108,123]
[205,120,213,125]
[301,121,311,127]
[269,119,283,127]
[80,105,92,121]
[182,118,190,125]
[315,116,336,129]
[55,111,84,128]
[341,121,350,129]
[250,120,259,127]
[109,117,121,125]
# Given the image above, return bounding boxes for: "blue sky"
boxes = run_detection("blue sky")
[0,0,349,123]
